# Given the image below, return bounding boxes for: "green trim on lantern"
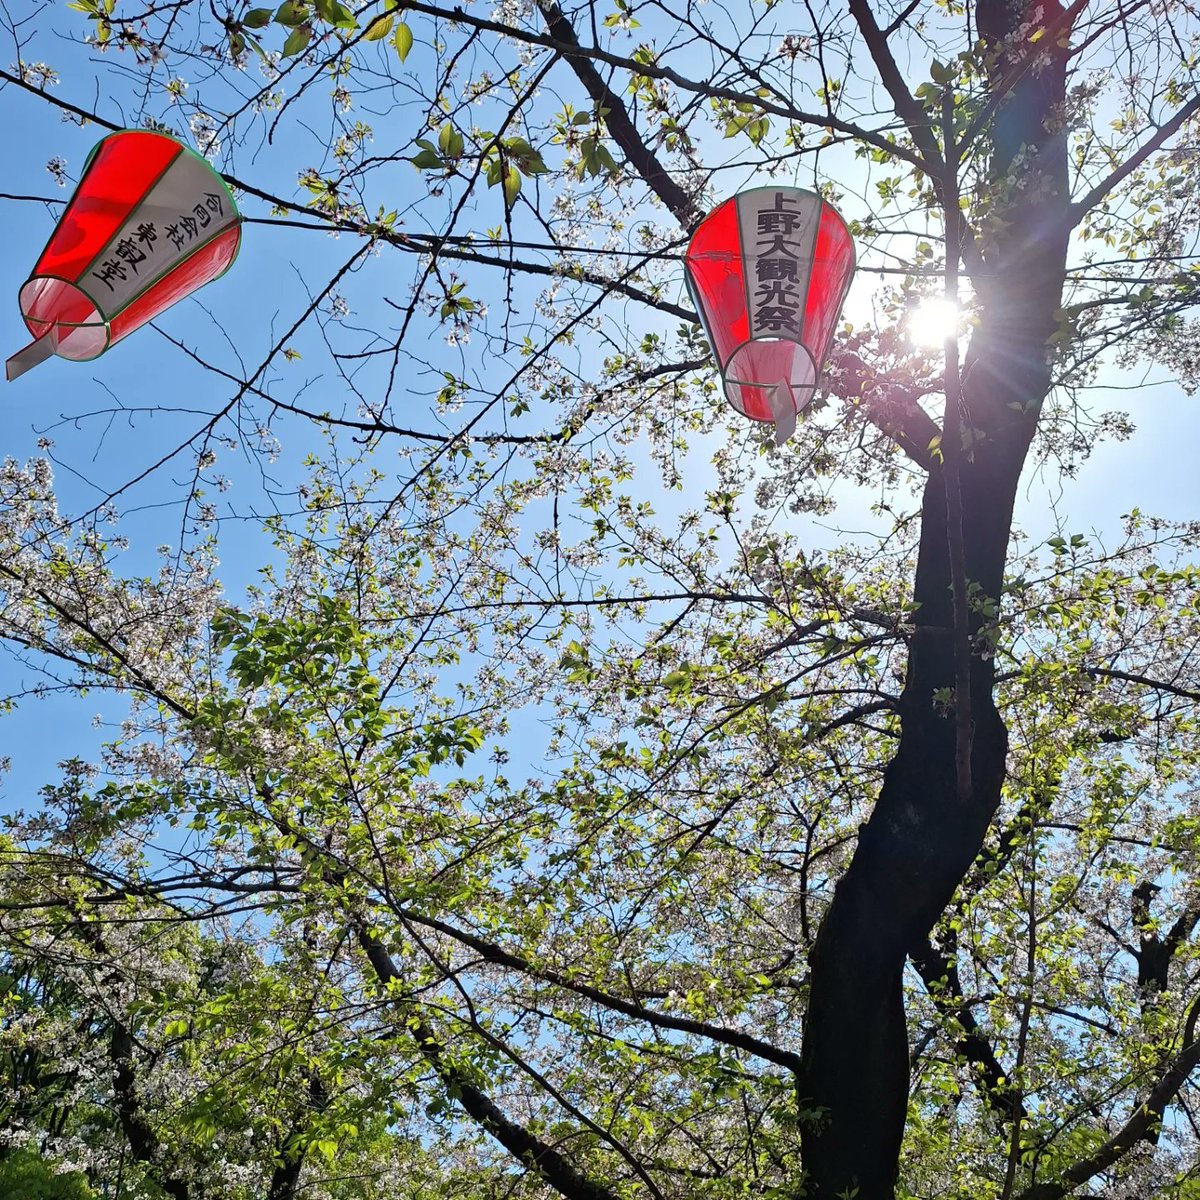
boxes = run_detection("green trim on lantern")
[20,220,241,362]
[160,134,244,282]
[172,137,242,222]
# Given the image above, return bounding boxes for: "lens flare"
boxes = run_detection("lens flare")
[908,297,961,348]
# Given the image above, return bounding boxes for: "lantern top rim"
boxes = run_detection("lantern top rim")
[686,184,854,258]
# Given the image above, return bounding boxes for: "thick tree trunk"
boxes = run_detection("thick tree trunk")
[267,1070,328,1200]
[110,1022,190,1200]
[798,416,1028,1198]
[797,3,1072,1194]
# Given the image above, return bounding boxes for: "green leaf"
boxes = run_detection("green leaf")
[392,19,413,60]
[515,146,548,175]
[281,23,312,54]
[243,6,273,26]
[746,116,769,145]
[274,0,307,23]
[502,163,521,206]
[410,148,442,170]
[314,0,355,30]
[438,122,464,159]
[363,10,393,39]
[578,135,618,178]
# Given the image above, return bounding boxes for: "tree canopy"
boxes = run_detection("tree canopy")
[3,0,1200,1197]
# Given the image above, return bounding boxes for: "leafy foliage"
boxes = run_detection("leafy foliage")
[0,1151,95,1199]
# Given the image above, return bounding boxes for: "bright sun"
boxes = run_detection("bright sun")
[908,297,961,348]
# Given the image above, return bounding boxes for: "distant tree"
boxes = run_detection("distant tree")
[4,0,1200,1197]
[0,1150,95,1200]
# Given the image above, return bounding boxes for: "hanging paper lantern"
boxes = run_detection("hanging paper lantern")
[685,186,855,444]
[6,129,241,382]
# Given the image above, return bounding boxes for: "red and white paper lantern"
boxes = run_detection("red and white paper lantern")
[685,186,855,444]
[6,129,241,381]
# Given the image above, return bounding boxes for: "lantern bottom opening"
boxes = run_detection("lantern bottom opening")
[19,275,108,361]
[721,338,817,440]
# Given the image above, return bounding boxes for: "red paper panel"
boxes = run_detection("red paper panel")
[801,204,854,368]
[685,198,748,365]
[107,224,241,347]
[33,132,181,284]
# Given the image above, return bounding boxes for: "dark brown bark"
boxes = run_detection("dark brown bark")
[796,2,1073,1195]
[268,1149,304,1200]
[910,932,1025,1124]
[110,1022,190,1200]
[70,920,192,1200]
[267,1072,327,1200]
[535,0,701,229]
[356,926,624,1200]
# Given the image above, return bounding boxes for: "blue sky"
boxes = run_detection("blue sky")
[1,6,1198,814]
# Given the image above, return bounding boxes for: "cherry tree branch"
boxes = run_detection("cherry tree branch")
[957,0,1090,153]
[828,349,941,470]
[67,921,193,1200]
[0,562,197,722]
[381,902,804,1072]
[394,0,930,171]
[1085,665,1200,704]
[845,0,987,283]
[109,1022,190,1200]
[408,238,696,319]
[1015,994,1200,1200]
[911,933,1025,1123]
[1067,93,1200,227]
[536,0,700,227]
[355,925,625,1200]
